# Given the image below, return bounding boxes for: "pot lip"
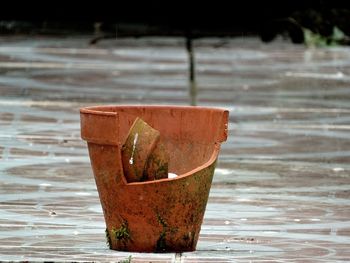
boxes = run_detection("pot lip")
[122,142,220,186]
[80,104,228,115]
[80,105,227,186]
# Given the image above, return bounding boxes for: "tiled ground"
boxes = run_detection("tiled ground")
[0,35,350,262]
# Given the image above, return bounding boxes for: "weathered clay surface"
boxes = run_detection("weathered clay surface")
[121,117,168,182]
[81,106,228,252]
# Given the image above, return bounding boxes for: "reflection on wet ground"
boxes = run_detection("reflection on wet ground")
[0,36,349,262]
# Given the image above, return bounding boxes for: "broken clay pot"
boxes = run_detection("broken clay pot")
[80,105,229,252]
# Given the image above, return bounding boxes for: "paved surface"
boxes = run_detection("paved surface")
[0,35,350,262]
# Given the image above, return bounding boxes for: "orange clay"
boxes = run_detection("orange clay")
[80,105,229,252]
[121,117,168,182]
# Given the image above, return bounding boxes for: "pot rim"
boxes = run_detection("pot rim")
[80,104,228,116]
[80,105,227,186]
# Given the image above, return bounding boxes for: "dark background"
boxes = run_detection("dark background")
[1,0,349,43]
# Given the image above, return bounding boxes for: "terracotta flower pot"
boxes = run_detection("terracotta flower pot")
[80,105,229,252]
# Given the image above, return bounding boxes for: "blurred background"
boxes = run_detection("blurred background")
[1,0,350,45]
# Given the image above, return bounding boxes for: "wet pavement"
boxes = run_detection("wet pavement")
[0,35,350,262]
